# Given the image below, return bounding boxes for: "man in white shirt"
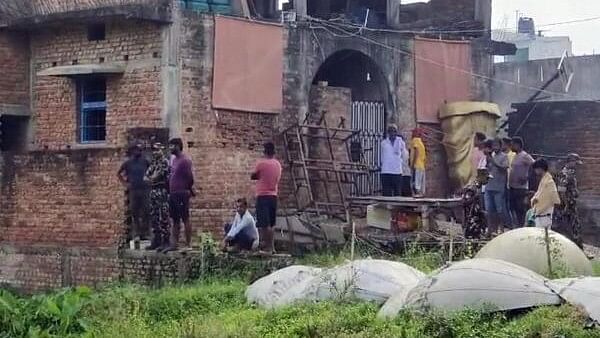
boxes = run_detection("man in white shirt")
[380,124,405,197]
[222,198,259,252]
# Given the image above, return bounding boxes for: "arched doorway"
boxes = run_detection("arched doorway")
[311,50,390,195]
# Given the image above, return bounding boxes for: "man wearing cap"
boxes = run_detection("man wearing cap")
[118,143,150,243]
[554,153,583,248]
[380,124,405,197]
[144,142,171,251]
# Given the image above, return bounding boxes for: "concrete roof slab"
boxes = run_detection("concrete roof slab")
[37,64,126,77]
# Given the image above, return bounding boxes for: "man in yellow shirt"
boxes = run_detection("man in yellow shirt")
[410,128,427,197]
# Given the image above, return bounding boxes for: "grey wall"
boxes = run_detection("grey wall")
[492,55,600,115]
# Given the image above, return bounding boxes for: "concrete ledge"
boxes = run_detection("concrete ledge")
[3,3,173,30]
[0,244,294,293]
[0,103,29,116]
[37,63,126,77]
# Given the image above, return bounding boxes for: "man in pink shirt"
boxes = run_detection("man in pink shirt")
[251,141,282,254]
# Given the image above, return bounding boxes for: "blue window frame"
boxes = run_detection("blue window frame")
[78,77,107,143]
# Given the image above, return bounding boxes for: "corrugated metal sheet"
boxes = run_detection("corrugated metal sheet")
[415,38,472,123]
[212,16,283,114]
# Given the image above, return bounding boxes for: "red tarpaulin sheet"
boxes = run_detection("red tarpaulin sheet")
[415,38,472,123]
[212,17,283,114]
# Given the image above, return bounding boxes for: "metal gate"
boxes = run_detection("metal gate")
[351,101,385,196]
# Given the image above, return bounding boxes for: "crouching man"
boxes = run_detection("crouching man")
[222,198,259,252]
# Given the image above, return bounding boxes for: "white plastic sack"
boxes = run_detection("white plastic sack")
[548,277,600,323]
[380,258,561,317]
[301,260,425,304]
[245,265,322,309]
[476,228,592,277]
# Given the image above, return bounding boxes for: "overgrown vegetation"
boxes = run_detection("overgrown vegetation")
[1,248,599,338]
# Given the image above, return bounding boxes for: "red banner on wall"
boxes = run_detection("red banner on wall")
[212,17,283,114]
[415,38,472,123]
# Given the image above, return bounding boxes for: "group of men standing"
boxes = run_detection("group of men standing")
[466,133,583,248]
[380,124,427,198]
[118,138,194,252]
[222,142,282,254]
[118,139,282,254]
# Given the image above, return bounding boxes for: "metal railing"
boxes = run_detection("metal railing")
[351,101,385,196]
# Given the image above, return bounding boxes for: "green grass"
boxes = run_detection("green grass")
[2,252,600,338]
[45,282,600,338]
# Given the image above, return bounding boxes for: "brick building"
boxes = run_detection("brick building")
[0,0,494,291]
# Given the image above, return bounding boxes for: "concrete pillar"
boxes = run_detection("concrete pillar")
[295,0,307,20]
[386,0,401,28]
[161,5,182,139]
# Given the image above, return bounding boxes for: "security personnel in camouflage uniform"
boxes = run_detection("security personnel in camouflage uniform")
[144,142,171,251]
[554,153,583,248]
[462,168,490,239]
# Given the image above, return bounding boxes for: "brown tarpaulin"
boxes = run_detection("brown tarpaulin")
[212,16,283,114]
[439,102,501,190]
[415,38,472,123]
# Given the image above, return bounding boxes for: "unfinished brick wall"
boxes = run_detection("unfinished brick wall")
[0,30,29,106]
[0,149,125,248]
[307,85,353,207]
[179,13,278,235]
[509,102,600,198]
[0,246,294,293]
[31,19,163,149]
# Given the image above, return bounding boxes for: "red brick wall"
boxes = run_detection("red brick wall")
[0,149,125,248]
[0,30,29,106]
[179,14,278,235]
[307,85,353,207]
[31,19,163,149]
[509,102,600,198]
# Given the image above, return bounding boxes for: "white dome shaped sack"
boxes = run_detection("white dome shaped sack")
[548,277,600,323]
[381,258,560,316]
[301,259,425,304]
[246,265,322,309]
[476,228,592,277]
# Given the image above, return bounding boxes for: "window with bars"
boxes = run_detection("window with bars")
[78,78,107,143]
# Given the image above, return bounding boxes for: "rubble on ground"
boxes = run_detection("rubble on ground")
[378,258,561,318]
[476,228,592,277]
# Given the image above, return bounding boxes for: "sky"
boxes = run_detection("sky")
[492,0,600,55]
[406,0,600,56]
[280,1,600,56]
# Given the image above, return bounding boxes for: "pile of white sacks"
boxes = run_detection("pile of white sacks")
[246,228,600,323]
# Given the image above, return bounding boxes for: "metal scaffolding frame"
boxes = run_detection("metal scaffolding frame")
[281,111,372,221]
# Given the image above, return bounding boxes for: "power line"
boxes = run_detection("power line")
[303,14,600,35]
[537,16,600,28]
[308,17,600,105]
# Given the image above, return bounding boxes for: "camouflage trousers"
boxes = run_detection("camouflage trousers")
[464,203,487,240]
[149,187,170,243]
[555,205,582,248]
